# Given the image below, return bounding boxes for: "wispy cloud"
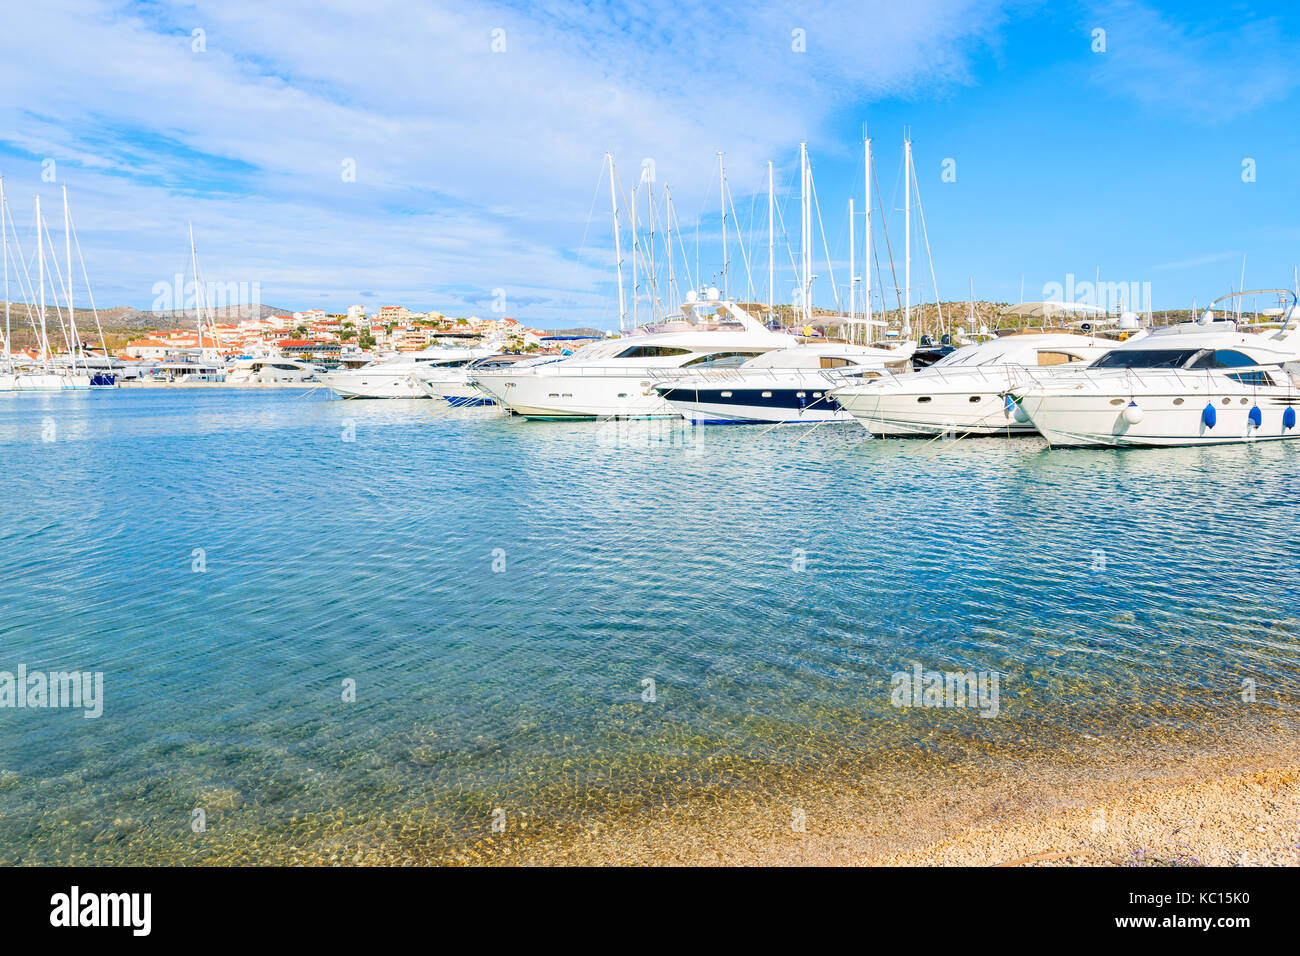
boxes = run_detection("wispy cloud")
[1150,250,1240,271]
[0,0,1009,323]
[1086,1,1300,120]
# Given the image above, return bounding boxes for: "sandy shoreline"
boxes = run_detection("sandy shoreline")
[502,745,1300,866]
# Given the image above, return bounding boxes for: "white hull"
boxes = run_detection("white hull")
[0,372,93,391]
[829,334,1123,438]
[834,375,1035,437]
[667,398,850,424]
[325,372,427,399]
[410,371,496,406]
[474,372,675,419]
[1014,382,1300,447]
[324,341,501,399]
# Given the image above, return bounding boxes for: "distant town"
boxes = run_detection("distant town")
[116,306,594,363]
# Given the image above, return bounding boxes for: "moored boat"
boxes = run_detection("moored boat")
[1008,291,1300,447]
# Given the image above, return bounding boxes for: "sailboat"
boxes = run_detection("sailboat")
[0,183,110,391]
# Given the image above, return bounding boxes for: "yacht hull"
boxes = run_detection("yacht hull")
[656,385,851,424]
[0,373,93,391]
[834,387,1032,437]
[1014,386,1300,447]
[473,373,675,419]
[410,373,496,406]
[324,373,427,399]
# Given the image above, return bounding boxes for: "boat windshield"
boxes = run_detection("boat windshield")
[681,351,766,368]
[930,345,983,367]
[1089,348,1201,369]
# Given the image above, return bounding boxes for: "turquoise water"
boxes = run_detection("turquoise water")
[1,388,1298,863]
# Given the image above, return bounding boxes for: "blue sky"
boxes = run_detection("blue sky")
[1,0,1298,328]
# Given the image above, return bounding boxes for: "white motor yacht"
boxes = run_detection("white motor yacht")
[226,357,325,384]
[323,337,502,399]
[832,329,1126,436]
[410,353,564,407]
[650,340,917,424]
[469,290,795,419]
[1008,292,1300,447]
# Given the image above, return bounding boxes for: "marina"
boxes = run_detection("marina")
[2,1,1299,906]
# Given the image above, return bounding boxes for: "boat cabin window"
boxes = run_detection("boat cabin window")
[680,351,765,368]
[820,357,859,369]
[1186,349,1257,369]
[615,345,692,359]
[1225,370,1275,386]
[1090,348,1201,370]
[1036,351,1083,366]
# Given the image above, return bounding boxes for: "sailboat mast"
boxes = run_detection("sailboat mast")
[904,133,915,343]
[799,143,808,326]
[718,152,727,300]
[864,134,872,343]
[606,154,626,333]
[189,220,204,353]
[1,177,8,368]
[64,186,76,372]
[37,195,48,364]
[631,184,638,328]
[665,185,674,314]
[647,174,656,319]
[1239,255,1247,320]
[767,161,774,321]
[848,198,856,339]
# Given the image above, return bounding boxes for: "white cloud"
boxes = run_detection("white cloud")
[1087,1,1300,120]
[0,0,1010,324]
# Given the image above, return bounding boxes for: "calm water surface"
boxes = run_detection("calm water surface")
[1,389,1297,862]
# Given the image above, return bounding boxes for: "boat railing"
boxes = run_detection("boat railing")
[839,362,1057,390]
[471,363,769,381]
[647,367,866,388]
[1020,363,1290,392]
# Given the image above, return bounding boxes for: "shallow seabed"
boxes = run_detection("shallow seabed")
[0,389,1296,864]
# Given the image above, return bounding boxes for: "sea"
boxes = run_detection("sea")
[1,388,1297,863]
